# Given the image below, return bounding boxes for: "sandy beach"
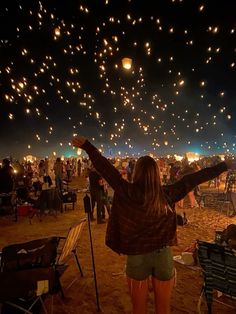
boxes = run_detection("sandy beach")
[0,177,236,314]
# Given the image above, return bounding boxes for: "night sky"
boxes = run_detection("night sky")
[1,0,236,158]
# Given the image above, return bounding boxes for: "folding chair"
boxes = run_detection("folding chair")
[0,267,55,314]
[216,174,236,217]
[196,190,219,208]
[215,190,236,217]
[56,218,86,290]
[0,237,58,271]
[228,191,236,217]
[35,188,63,220]
[0,237,59,314]
[197,240,236,314]
[61,190,77,211]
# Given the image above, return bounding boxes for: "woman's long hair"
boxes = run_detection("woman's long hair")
[132,156,168,215]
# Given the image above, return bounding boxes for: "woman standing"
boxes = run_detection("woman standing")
[72,136,232,314]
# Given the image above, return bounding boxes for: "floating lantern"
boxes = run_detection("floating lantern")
[186,152,199,162]
[77,148,82,156]
[54,27,61,36]
[122,57,132,70]
[24,155,36,162]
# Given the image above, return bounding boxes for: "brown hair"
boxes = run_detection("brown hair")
[132,156,168,215]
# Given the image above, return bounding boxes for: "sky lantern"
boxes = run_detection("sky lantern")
[1,1,235,157]
[122,57,132,70]
[54,27,61,36]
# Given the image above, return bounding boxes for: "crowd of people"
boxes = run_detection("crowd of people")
[1,145,236,313]
[0,153,233,214]
[0,156,91,215]
[0,157,91,194]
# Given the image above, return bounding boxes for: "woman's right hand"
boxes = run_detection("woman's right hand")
[72,136,87,148]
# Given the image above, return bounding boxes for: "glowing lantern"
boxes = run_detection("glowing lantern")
[77,148,82,156]
[54,28,61,36]
[122,57,132,70]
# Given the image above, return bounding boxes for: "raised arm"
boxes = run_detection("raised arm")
[165,161,228,203]
[72,136,126,193]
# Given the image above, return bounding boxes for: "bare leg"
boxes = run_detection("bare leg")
[188,191,197,208]
[152,276,175,314]
[177,199,184,208]
[127,276,149,314]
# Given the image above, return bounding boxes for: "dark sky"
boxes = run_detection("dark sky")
[0,0,236,158]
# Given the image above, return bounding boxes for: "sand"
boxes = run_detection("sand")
[0,177,236,314]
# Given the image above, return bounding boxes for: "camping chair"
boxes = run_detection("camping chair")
[61,189,77,211]
[197,240,236,314]
[216,191,236,217]
[195,188,219,208]
[14,186,39,223]
[216,176,236,217]
[56,218,86,290]
[0,237,60,314]
[34,188,63,220]
[230,191,236,217]
[0,267,55,314]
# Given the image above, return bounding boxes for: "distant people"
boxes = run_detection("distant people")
[208,156,222,188]
[225,170,236,192]
[88,167,105,223]
[162,162,169,184]
[44,158,49,176]
[168,162,181,184]
[82,158,90,177]
[42,174,53,190]
[66,160,72,181]
[73,136,234,314]
[77,159,82,177]
[53,157,63,191]
[0,158,14,194]
[26,162,33,178]
[177,165,198,209]
[14,160,25,182]
[127,159,136,182]
[99,178,111,218]
[25,161,33,187]
[38,159,45,179]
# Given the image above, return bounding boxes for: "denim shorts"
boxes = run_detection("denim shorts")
[126,246,174,281]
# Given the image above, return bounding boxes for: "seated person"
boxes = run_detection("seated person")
[0,158,14,194]
[0,159,14,212]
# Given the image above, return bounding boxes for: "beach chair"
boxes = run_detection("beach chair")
[0,237,59,314]
[35,188,63,220]
[216,191,236,217]
[197,240,236,314]
[216,176,236,217]
[0,267,55,314]
[61,189,77,211]
[56,218,87,290]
